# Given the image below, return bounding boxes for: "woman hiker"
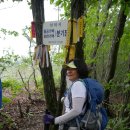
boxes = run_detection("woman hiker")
[43,58,89,130]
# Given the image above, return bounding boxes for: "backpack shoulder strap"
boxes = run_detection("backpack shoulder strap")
[71,79,95,114]
[83,78,99,112]
[83,78,97,101]
[66,80,87,109]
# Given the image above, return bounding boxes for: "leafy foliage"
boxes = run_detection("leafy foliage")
[2,96,12,104]
[0,112,18,130]
[0,28,19,40]
[107,117,130,130]
[2,79,23,97]
[0,50,20,76]
[1,0,130,129]
[50,0,71,18]
[0,28,18,36]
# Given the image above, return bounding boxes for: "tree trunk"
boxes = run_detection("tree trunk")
[56,68,67,116]
[71,0,85,60]
[91,0,112,79]
[31,0,44,45]
[65,0,85,62]
[104,3,127,114]
[56,0,85,117]
[121,55,130,127]
[105,7,127,82]
[31,0,57,115]
[40,61,57,114]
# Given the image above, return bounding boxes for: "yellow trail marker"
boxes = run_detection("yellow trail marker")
[69,45,75,61]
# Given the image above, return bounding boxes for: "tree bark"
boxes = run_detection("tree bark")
[31,0,57,115]
[40,61,57,114]
[120,55,130,127]
[56,68,67,116]
[91,0,112,79]
[71,0,85,60]
[105,6,127,82]
[104,3,127,114]
[31,0,44,45]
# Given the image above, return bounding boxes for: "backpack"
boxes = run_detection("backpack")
[68,78,108,130]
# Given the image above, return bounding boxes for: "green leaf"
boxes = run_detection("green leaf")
[2,97,12,104]
[50,0,54,4]
[124,4,130,15]
[55,0,62,6]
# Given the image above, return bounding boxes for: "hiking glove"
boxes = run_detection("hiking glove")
[43,109,55,124]
[43,114,54,124]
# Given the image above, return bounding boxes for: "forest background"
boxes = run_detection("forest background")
[0,0,130,130]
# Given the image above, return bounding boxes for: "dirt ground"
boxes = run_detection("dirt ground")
[0,89,46,130]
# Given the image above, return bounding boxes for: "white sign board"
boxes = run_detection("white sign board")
[43,20,68,45]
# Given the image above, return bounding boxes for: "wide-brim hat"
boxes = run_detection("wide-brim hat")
[63,61,77,69]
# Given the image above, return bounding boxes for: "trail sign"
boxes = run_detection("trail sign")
[43,20,68,45]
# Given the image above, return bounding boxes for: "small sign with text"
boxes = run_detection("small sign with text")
[43,20,68,45]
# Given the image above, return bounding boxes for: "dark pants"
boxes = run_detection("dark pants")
[44,124,50,130]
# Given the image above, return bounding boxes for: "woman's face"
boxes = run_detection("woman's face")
[66,68,79,81]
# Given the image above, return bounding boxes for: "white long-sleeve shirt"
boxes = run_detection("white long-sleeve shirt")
[55,81,86,124]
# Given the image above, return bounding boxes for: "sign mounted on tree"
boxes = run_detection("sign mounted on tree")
[42,20,68,45]
[31,21,36,38]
